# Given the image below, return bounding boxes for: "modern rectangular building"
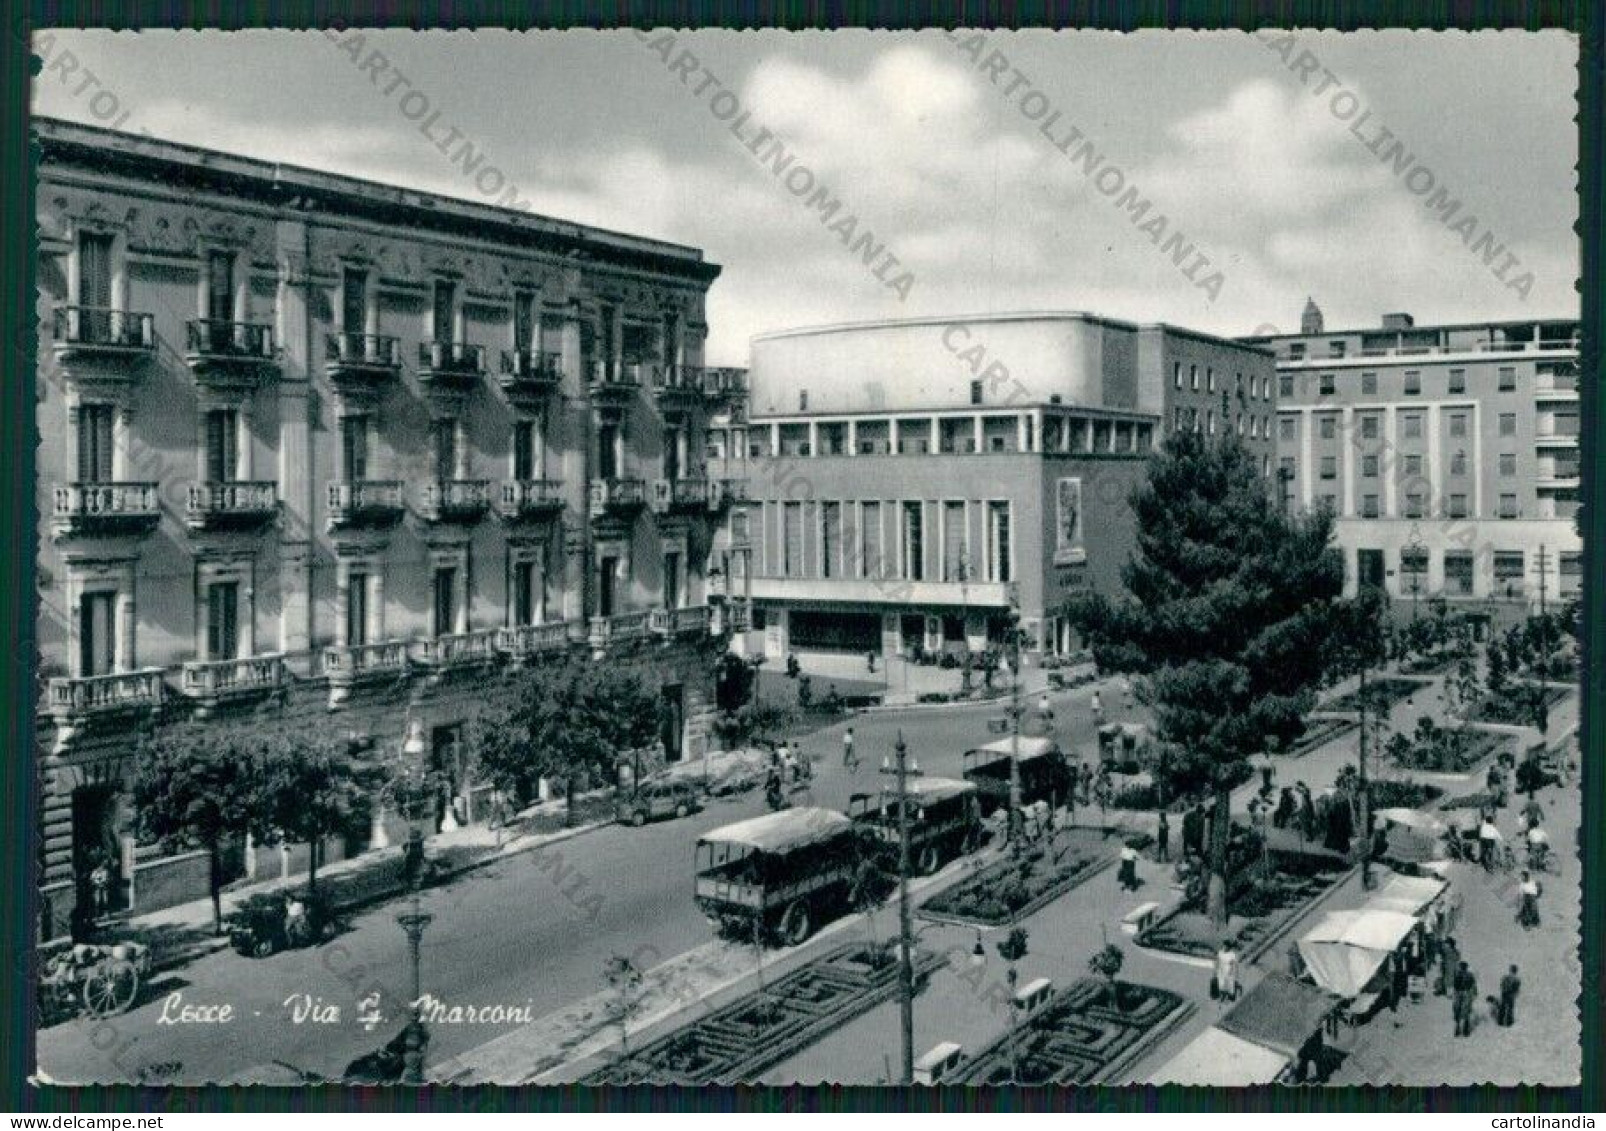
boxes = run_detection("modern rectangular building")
[732,313,1277,669]
[33,118,748,937]
[1244,305,1581,620]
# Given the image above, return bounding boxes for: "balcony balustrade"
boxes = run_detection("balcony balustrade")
[651,364,704,412]
[327,480,405,530]
[52,306,156,365]
[653,477,710,513]
[52,482,161,539]
[589,477,648,519]
[418,340,488,386]
[588,611,653,650]
[324,332,402,387]
[498,479,565,522]
[418,479,491,524]
[701,366,749,403]
[47,668,164,722]
[323,640,411,697]
[500,350,564,397]
[496,620,576,659]
[411,629,501,670]
[588,360,643,408]
[711,478,750,509]
[650,605,712,638]
[179,654,286,708]
[185,481,278,531]
[185,319,277,385]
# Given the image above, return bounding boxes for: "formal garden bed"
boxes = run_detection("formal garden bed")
[1474,682,1571,726]
[1384,718,1513,774]
[1321,677,1429,716]
[1137,837,1348,964]
[1367,778,1445,809]
[1272,716,1357,759]
[956,976,1191,1085]
[919,833,1121,926]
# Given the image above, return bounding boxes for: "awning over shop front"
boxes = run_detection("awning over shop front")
[1366,873,1447,919]
[1150,1026,1289,1086]
[1297,909,1418,999]
[1217,972,1341,1059]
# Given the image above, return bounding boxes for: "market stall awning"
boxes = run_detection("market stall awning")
[1367,873,1447,919]
[1297,909,1418,999]
[970,736,1059,763]
[1150,1026,1289,1086]
[1217,972,1341,1059]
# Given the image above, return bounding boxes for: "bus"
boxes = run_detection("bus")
[849,777,984,875]
[694,808,874,947]
[961,736,1072,817]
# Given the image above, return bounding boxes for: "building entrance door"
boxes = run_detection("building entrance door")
[1357,549,1386,593]
[660,684,684,764]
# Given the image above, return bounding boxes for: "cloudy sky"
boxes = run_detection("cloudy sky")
[34,29,1577,364]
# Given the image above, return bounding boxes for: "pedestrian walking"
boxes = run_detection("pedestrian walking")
[1273,787,1295,830]
[1121,677,1135,712]
[1452,961,1477,1037]
[1497,965,1521,1027]
[1517,870,1542,929]
[1436,935,1459,997]
[1213,939,1240,1002]
[1038,690,1052,719]
[1478,814,1502,871]
[1118,841,1141,891]
[1156,810,1171,862]
[1090,688,1104,725]
[842,726,858,771]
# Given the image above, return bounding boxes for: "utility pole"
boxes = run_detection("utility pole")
[1536,544,1549,618]
[1356,659,1372,890]
[1007,585,1023,855]
[881,731,919,1085]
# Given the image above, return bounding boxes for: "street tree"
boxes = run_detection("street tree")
[131,723,261,933]
[603,953,647,1065]
[1064,431,1346,928]
[1321,588,1390,885]
[255,725,376,894]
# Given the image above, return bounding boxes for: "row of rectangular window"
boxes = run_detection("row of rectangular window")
[764,499,1014,586]
[1280,411,1533,441]
[1293,366,1520,398]
[1359,548,1581,596]
[1173,362,1273,401]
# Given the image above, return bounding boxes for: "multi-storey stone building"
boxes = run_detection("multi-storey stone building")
[735,313,1277,671]
[33,118,748,937]
[1244,304,1581,621]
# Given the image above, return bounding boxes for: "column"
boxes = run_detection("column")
[1426,403,1442,516]
[1016,414,1028,452]
[770,421,781,458]
[848,419,858,456]
[1383,405,1398,517]
[972,415,983,455]
[1471,405,1483,518]
[889,418,900,454]
[808,421,819,457]
[276,225,317,670]
[1032,410,1043,454]
[1300,408,1314,509]
[116,583,136,672]
[930,417,941,454]
[196,251,212,318]
[1341,406,1356,517]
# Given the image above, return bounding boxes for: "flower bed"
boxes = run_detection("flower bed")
[1474,683,1571,725]
[1321,677,1428,715]
[1385,720,1512,774]
[919,834,1114,926]
[1138,853,1346,962]
[1275,716,1357,758]
[1368,779,1445,809]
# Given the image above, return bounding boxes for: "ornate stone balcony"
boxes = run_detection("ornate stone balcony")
[588,611,653,650]
[418,479,491,525]
[324,332,402,389]
[588,361,642,410]
[327,480,405,531]
[498,479,564,522]
[499,349,564,399]
[496,620,576,660]
[701,366,748,404]
[185,481,278,532]
[52,306,156,368]
[47,668,164,723]
[178,654,286,711]
[710,477,750,510]
[417,340,487,388]
[650,605,713,638]
[411,629,501,670]
[184,319,277,388]
[323,640,410,704]
[653,477,710,514]
[651,364,704,413]
[589,477,648,519]
[52,482,161,540]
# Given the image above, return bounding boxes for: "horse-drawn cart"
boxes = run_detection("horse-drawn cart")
[39,941,150,1020]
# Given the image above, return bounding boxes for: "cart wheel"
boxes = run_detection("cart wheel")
[917,844,942,876]
[252,936,276,959]
[83,960,139,1018]
[674,803,689,819]
[631,810,648,827]
[779,901,813,947]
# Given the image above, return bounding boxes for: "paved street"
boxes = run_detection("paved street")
[37,674,1123,1085]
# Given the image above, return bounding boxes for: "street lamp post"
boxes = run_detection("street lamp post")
[880,731,921,1085]
[994,926,1030,1085]
[1004,584,1024,855]
[390,720,434,1085]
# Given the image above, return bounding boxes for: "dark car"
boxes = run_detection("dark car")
[617,777,705,827]
[226,891,337,958]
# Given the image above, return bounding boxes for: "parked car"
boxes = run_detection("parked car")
[226,890,338,958]
[617,777,705,827]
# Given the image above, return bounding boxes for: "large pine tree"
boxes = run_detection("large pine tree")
[1066,430,1346,927]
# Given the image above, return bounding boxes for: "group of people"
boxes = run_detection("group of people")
[1272,781,1319,838]
[764,740,812,810]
